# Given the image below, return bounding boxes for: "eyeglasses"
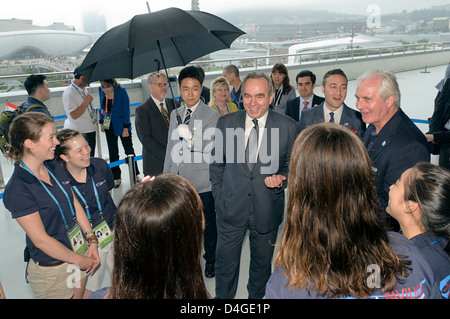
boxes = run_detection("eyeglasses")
[152,82,168,88]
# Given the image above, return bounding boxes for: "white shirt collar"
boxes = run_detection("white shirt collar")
[299,96,314,109]
[151,95,165,111]
[245,109,269,129]
[184,101,200,119]
[323,103,344,123]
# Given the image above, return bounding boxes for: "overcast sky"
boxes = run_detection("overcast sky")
[1,0,449,31]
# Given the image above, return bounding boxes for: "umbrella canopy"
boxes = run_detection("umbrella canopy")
[78,7,245,83]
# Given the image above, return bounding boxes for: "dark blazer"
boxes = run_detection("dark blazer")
[428,79,450,148]
[135,96,178,176]
[433,131,450,144]
[210,109,300,234]
[285,95,325,122]
[363,108,430,211]
[428,79,450,133]
[298,102,366,139]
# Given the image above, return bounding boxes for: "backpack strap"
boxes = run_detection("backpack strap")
[24,104,53,119]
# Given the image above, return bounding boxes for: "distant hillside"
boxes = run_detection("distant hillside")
[219,8,364,27]
[219,4,450,27]
[384,7,450,22]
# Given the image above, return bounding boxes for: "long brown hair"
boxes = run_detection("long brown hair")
[275,123,410,298]
[108,174,209,299]
[271,63,293,95]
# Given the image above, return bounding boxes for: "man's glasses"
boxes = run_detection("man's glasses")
[152,82,168,88]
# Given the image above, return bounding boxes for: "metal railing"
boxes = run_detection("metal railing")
[187,41,450,71]
[1,41,449,83]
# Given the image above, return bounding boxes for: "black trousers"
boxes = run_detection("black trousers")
[104,124,140,180]
[439,142,450,169]
[215,214,278,299]
[199,191,217,264]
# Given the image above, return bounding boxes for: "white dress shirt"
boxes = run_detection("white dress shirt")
[323,104,344,124]
[245,111,269,154]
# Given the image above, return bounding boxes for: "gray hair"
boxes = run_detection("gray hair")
[223,64,240,77]
[242,72,274,96]
[147,72,167,84]
[357,70,401,108]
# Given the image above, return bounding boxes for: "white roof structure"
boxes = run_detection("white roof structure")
[0,30,92,60]
[287,34,387,64]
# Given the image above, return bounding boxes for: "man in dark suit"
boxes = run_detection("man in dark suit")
[298,69,366,139]
[426,63,450,169]
[285,70,324,122]
[197,66,211,104]
[210,72,299,299]
[135,72,178,176]
[355,70,430,230]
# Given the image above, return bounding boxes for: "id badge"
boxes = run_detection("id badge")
[103,117,111,130]
[89,107,98,125]
[68,224,87,255]
[93,220,113,248]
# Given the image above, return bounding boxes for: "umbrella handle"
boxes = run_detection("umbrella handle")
[156,40,182,125]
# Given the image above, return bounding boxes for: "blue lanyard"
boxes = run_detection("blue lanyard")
[71,83,94,112]
[72,177,103,225]
[21,161,76,230]
[71,83,87,100]
[429,237,443,245]
[215,103,230,114]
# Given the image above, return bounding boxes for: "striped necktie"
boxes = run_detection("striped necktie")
[302,101,309,110]
[184,109,192,125]
[160,103,170,127]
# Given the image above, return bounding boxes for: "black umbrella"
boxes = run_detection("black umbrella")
[78,7,245,83]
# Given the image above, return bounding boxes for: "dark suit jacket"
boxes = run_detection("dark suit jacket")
[135,96,178,176]
[428,79,450,133]
[363,108,430,211]
[428,79,450,147]
[285,95,325,122]
[210,109,300,234]
[298,102,366,139]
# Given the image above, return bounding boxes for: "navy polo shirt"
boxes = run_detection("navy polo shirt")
[411,232,450,299]
[4,160,77,263]
[67,157,116,230]
[231,85,243,109]
[20,97,52,117]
